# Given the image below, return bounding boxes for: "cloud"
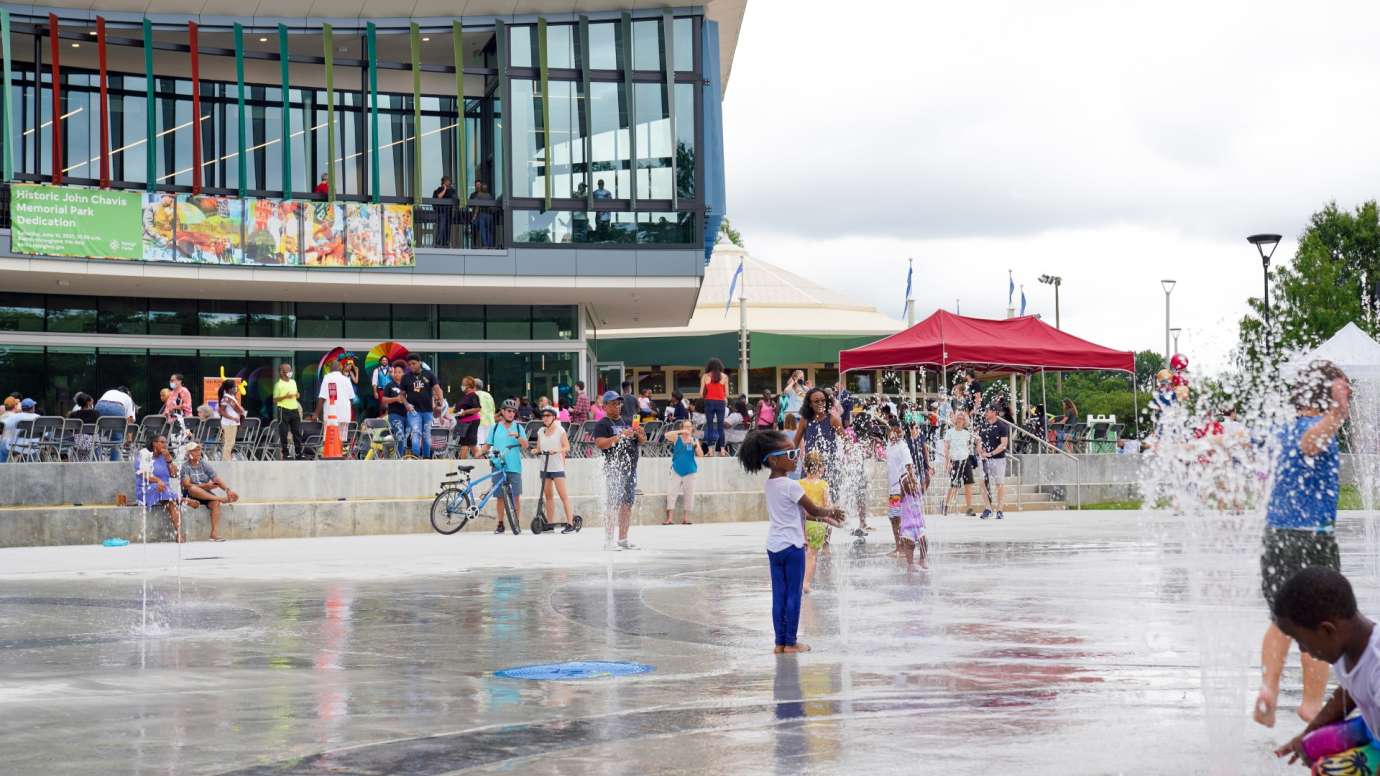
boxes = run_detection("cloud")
[720,0,1378,368]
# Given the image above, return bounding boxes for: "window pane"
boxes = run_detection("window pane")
[435,352,485,407]
[343,303,389,340]
[590,82,630,197]
[548,80,586,198]
[636,211,694,244]
[636,369,665,394]
[532,305,576,340]
[632,19,662,71]
[510,25,537,68]
[748,368,776,395]
[531,351,575,406]
[633,82,672,199]
[46,347,97,415]
[0,347,44,412]
[438,304,485,340]
[675,82,695,199]
[485,352,529,403]
[148,299,197,336]
[510,79,544,199]
[547,24,574,69]
[296,302,344,339]
[813,367,840,390]
[198,300,247,337]
[247,301,294,338]
[674,18,693,71]
[46,295,97,333]
[0,293,45,332]
[673,369,700,394]
[392,304,436,340]
[486,306,532,340]
[588,23,619,69]
[513,209,569,243]
[99,297,146,335]
[97,348,151,416]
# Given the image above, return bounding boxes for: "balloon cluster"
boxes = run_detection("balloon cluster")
[1154,353,1191,407]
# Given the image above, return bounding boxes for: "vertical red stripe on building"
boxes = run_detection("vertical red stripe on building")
[48,13,62,184]
[188,21,202,193]
[97,17,110,187]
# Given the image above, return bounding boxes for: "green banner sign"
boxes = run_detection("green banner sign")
[11,183,141,259]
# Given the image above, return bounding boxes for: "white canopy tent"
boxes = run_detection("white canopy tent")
[1287,322,1380,380]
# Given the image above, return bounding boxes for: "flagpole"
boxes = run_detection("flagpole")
[738,257,748,396]
[905,258,916,402]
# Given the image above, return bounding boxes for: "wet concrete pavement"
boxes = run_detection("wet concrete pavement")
[0,511,1362,775]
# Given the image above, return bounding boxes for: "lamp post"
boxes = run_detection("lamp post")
[1039,274,1063,392]
[1247,234,1282,357]
[1160,279,1176,361]
[1170,327,1182,354]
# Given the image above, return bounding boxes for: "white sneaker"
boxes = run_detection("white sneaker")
[618,540,637,550]
[603,541,621,552]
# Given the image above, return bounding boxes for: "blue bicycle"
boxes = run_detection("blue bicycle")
[429,453,521,535]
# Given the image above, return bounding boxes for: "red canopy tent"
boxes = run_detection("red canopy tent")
[839,310,1134,374]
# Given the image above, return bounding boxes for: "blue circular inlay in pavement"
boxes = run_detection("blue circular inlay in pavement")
[495,661,655,681]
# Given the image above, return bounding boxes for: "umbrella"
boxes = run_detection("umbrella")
[316,347,347,381]
[365,341,410,374]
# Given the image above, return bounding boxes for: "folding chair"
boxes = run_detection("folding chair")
[93,416,128,462]
[32,417,66,462]
[7,419,36,462]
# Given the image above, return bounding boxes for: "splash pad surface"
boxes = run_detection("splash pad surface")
[0,513,1367,774]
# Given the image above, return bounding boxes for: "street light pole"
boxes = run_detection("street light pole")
[1038,274,1062,391]
[1247,234,1282,357]
[1160,279,1176,361]
[1170,327,1182,354]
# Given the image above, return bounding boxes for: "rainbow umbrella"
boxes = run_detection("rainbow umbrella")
[316,347,346,381]
[365,341,410,374]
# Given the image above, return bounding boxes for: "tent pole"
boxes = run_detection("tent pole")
[1131,372,1139,445]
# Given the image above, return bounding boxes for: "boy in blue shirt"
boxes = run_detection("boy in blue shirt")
[485,398,528,534]
[1255,360,1351,729]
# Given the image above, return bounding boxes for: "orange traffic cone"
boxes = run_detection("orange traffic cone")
[322,413,342,458]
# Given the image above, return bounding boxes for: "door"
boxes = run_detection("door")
[596,362,625,396]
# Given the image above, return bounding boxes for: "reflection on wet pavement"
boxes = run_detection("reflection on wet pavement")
[3,513,1360,774]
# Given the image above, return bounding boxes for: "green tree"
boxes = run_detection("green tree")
[716,216,745,248]
[1235,201,1380,370]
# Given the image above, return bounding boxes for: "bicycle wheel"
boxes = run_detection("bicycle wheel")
[430,486,473,535]
[502,482,521,535]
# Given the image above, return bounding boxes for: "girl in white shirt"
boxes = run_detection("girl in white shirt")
[738,429,843,654]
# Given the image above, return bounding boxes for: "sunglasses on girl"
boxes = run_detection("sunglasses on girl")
[762,448,800,464]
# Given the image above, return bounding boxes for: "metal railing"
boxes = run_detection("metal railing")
[999,416,1083,509]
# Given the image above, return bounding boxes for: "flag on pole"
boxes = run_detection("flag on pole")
[1008,269,1014,307]
[901,258,913,318]
[1020,285,1027,316]
[725,257,744,317]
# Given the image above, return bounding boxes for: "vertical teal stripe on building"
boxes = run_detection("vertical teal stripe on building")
[578,15,593,212]
[0,8,13,181]
[409,24,422,205]
[496,20,510,202]
[537,18,550,211]
[452,19,467,207]
[277,24,292,195]
[143,18,155,191]
[620,13,635,207]
[366,23,380,203]
[323,24,335,200]
[661,10,676,211]
[233,23,247,197]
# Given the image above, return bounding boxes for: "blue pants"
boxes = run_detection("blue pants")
[387,415,408,458]
[703,399,726,452]
[768,545,806,646]
[406,410,433,458]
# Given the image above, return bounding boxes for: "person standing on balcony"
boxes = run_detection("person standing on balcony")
[313,173,329,195]
[432,176,456,247]
[471,181,496,248]
[593,178,613,239]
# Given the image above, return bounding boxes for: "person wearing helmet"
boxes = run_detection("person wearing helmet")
[484,398,529,534]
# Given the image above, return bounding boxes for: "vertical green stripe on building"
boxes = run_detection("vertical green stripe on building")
[578,15,593,212]
[143,18,155,191]
[233,23,247,198]
[367,23,380,204]
[662,10,676,210]
[410,24,422,205]
[621,13,635,207]
[323,24,335,200]
[0,8,13,181]
[496,20,510,202]
[277,24,292,195]
[452,19,467,207]
[538,18,550,211]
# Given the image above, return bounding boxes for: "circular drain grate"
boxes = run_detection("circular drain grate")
[494,661,654,681]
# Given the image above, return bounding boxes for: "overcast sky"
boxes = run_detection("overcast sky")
[721,0,1380,372]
